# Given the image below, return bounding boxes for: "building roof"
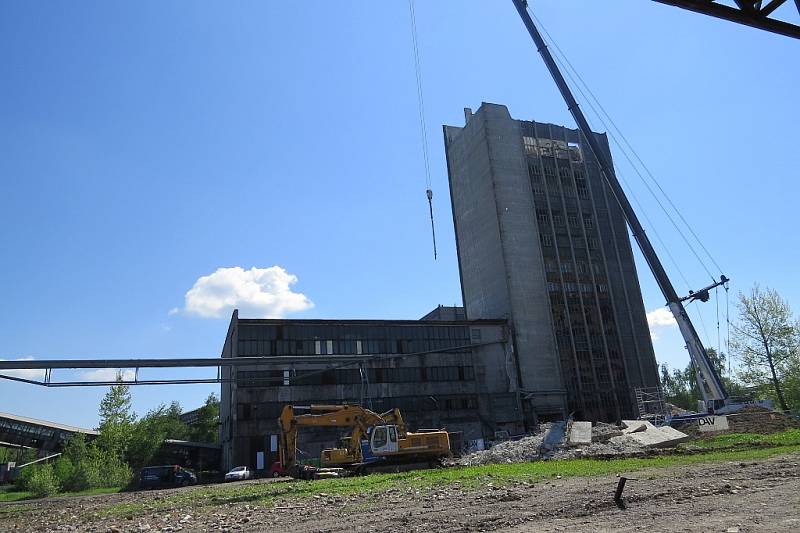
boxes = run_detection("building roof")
[236,317,506,326]
[0,411,99,436]
[163,439,221,450]
[420,305,467,321]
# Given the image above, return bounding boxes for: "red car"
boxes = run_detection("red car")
[267,461,287,478]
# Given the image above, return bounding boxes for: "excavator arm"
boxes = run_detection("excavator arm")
[379,407,407,436]
[278,404,386,471]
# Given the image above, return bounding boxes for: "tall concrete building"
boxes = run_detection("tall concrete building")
[443,103,659,422]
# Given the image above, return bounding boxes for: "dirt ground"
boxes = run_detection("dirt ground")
[2,452,798,532]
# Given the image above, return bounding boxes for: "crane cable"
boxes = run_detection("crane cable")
[539,41,694,293]
[542,49,694,291]
[615,165,693,290]
[408,0,437,260]
[716,285,722,359]
[528,8,722,282]
[537,23,723,353]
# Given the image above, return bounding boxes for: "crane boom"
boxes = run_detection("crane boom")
[510,0,729,411]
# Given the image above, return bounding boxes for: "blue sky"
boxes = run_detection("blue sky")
[1,1,798,429]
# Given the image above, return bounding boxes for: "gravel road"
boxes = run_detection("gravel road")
[1,453,798,532]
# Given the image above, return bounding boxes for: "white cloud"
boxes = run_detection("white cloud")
[0,357,44,380]
[81,369,136,382]
[177,266,314,319]
[646,307,676,342]
[647,308,677,327]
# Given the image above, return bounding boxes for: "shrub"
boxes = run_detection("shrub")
[26,465,59,498]
[66,445,131,490]
[52,457,75,489]
[51,436,133,492]
[91,448,131,488]
[13,466,34,491]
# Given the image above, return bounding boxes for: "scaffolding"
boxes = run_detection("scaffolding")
[634,387,670,426]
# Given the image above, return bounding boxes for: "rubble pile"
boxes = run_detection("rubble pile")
[553,434,647,460]
[455,419,688,466]
[456,424,551,466]
[591,422,623,442]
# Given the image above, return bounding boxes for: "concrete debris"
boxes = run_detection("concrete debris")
[623,422,648,434]
[620,420,689,448]
[656,425,693,444]
[567,421,592,446]
[455,419,689,466]
[541,421,567,455]
[591,422,623,442]
[626,427,689,448]
[454,424,552,466]
[554,434,648,460]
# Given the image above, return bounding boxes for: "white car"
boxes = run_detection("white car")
[224,466,252,482]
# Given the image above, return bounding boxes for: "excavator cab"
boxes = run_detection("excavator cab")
[370,424,399,455]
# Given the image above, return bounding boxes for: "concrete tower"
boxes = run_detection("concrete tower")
[443,103,660,421]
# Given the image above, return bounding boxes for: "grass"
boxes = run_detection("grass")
[98,502,147,519]
[688,429,800,449]
[0,485,122,503]
[95,438,800,518]
[11,429,800,520]
[0,490,32,503]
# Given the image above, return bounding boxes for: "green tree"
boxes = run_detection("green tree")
[63,433,89,464]
[96,374,136,457]
[660,347,746,411]
[127,401,189,470]
[731,285,799,411]
[660,362,694,411]
[52,456,75,490]
[782,356,800,413]
[188,393,220,443]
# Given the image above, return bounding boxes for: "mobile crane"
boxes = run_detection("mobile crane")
[277,404,450,479]
[510,1,771,415]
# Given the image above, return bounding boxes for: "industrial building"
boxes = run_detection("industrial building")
[444,103,659,422]
[219,311,522,471]
[0,412,220,479]
[218,103,659,471]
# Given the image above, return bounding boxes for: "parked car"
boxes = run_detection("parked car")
[224,466,252,482]
[267,461,287,478]
[139,465,197,489]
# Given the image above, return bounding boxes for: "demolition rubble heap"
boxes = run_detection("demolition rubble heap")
[456,420,689,466]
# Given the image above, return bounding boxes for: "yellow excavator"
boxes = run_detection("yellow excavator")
[277,404,450,479]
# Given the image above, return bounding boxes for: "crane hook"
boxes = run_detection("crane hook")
[426,188,437,260]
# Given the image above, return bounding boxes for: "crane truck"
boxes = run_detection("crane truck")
[277,404,451,479]
[510,0,770,416]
